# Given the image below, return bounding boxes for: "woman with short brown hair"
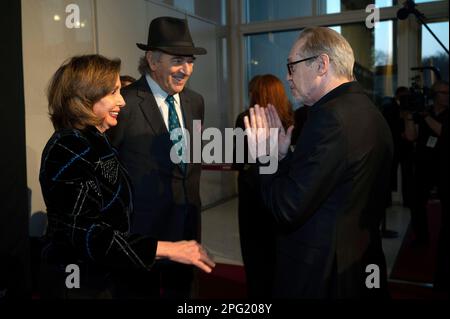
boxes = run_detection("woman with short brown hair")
[39,54,214,298]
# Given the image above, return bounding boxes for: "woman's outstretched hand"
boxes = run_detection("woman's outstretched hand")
[156,240,216,273]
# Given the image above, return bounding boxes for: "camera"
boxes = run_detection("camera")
[398,77,430,113]
[398,67,440,119]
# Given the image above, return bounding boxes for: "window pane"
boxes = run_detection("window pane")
[173,0,194,12]
[244,0,312,23]
[193,0,223,25]
[421,21,449,84]
[161,0,224,25]
[318,0,393,15]
[414,0,445,3]
[245,30,299,106]
[337,21,397,106]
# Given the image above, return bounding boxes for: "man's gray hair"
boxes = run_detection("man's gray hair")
[138,50,164,75]
[297,27,355,80]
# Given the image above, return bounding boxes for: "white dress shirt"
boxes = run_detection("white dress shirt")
[145,74,186,131]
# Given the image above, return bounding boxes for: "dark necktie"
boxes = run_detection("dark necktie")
[166,95,186,172]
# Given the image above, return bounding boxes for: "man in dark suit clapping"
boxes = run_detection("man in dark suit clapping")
[244,27,393,298]
[108,16,206,299]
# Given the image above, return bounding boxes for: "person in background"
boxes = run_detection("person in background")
[120,75,136,88]
[234,74,294,297]
[403,80,449,247]
[39,54,214,299]
[247,75,261,101]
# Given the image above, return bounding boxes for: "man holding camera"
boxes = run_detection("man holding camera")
[403,80,449,247]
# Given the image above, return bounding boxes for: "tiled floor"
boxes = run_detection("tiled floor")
[201,196,412,278]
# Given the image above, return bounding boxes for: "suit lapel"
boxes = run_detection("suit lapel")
[136,77,168,137]
[180,91,194,176]
[180,91,193,139]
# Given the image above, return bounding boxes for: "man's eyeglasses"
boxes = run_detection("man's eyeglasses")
[286,56,318,76]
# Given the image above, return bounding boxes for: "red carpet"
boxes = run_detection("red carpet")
[197,263,247,299]
[198,264,450,299]
[198,203,448,300]
[198,201,446,299]
[390,201,441,283]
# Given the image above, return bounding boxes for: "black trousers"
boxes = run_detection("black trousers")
[238,171,276,298]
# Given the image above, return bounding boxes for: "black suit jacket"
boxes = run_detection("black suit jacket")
[107,76,204,242]
[260,82,393,298]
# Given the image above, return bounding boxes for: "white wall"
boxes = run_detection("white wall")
[95,0,153,78]
[22,0,96,235]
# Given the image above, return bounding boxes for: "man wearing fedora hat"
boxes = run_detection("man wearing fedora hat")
[108,16,207,298]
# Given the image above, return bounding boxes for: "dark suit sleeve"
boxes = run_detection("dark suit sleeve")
[260,110,347,230]
[41,134,157,271]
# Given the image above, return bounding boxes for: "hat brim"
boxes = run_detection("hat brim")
[136,43,207,55]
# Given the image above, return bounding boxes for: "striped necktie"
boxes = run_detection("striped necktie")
[166,95,186,172]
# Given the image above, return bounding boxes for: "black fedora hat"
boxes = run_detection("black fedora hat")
[137,16,207,56]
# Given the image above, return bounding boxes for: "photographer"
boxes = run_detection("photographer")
[403,80,449,247]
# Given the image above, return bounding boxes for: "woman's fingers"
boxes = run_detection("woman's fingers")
[195,255,215,273]
[189,241,215,273]
[193,260,213,273]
